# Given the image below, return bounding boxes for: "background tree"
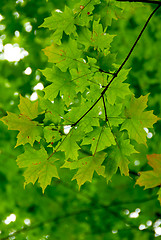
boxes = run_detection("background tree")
[0,0,161,239]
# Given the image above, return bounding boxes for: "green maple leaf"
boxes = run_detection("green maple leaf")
[136,154,161,190]
[64,100,100,132]
[59,128,83,160]
[44,126,62,144]
[94,0,123,27]
[17,145,60,193]
[97,50,116,73]
[39,94,64,124]
[105,135,138,181]
[91,20,114,51]
[70,62,95,93]
[41,66,76,106]
[1,112,42,147]
[81,125,116,154]
[18,95,40,119]
[74,0,100,26]
[1,96,42,147]
[121,94,159,145]
[106,68,131,105]
[43,39,82,72]
[40,6,76,44]
[104,102,124,127]
[77,20,114,51]
[62,151,107,189]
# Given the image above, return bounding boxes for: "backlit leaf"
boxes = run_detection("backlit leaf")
[17,145,60,193]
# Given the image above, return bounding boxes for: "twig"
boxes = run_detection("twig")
[71,5,160,127]
[116,0,161,5]
[102,95,108,122]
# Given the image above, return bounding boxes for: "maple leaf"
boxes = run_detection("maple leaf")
[105,68,131,105]
[77,20,114,51]
[121,94,159,145]
[64,100,100,132]
[70,61,95,93]
[62,151,107,189]
[17,145,60,193]
[103,102,124,127]
[43,39,82,72]
[91,20,114,51]
[105,134,138,182]
[39,94,64,124]
[59,128,83,160]
[40,6,76,44]
[44,126,61,144]
[94,0,123,27]
[81,125,116,155]
[1,96,42,147]
[74,0,100,26]
[136,154,161,189]
[41,66,76,106]
[18,95,40,119]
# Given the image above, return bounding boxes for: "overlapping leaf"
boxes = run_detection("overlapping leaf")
[105,68,131,105]
[1,95,42,147]
[62,151,107,189]
[78,20,114,51]
[41,66,76,106]
[17,145,60,193]
[121,95,159,145]
[43,39,82,72]
[40,6,76,44]
[136,154,161,189]
[81,125,116,154]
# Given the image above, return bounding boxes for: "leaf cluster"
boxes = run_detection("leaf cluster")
[0,0,160,204]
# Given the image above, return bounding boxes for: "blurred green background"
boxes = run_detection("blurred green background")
[0,0,161,239]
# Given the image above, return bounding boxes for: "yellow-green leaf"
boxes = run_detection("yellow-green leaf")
[17,145,60,193]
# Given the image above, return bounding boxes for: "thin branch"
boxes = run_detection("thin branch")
[47,127,74,160]
[74,0,93,19]
[102,95,108,122]
[117,0,161,5]
[71,5,160,127]
[102,96,120,147]
[115,4,160,74]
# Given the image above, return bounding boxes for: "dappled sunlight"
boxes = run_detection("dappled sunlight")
[24,218,31,226]
[33,83,44,91]
[24,22,32,32]
[129,208,141,218]
[0,43,28,62]
[64,125,71,134]
[30,92,38,101]
[24,67,32,75]
[3,214,16,225]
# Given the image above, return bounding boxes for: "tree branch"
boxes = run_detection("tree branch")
[116,0,161,5]
[102,95,108,122]
[71,5,160,127]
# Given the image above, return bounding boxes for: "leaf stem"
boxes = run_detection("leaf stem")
[102,95,108,122]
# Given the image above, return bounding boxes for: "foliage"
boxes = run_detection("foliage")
[1,0,161,239]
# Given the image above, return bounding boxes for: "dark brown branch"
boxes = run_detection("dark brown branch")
[117,0,161,5]
[102,95,108,122]
[71,5,160,127]
[115,4,160,74]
